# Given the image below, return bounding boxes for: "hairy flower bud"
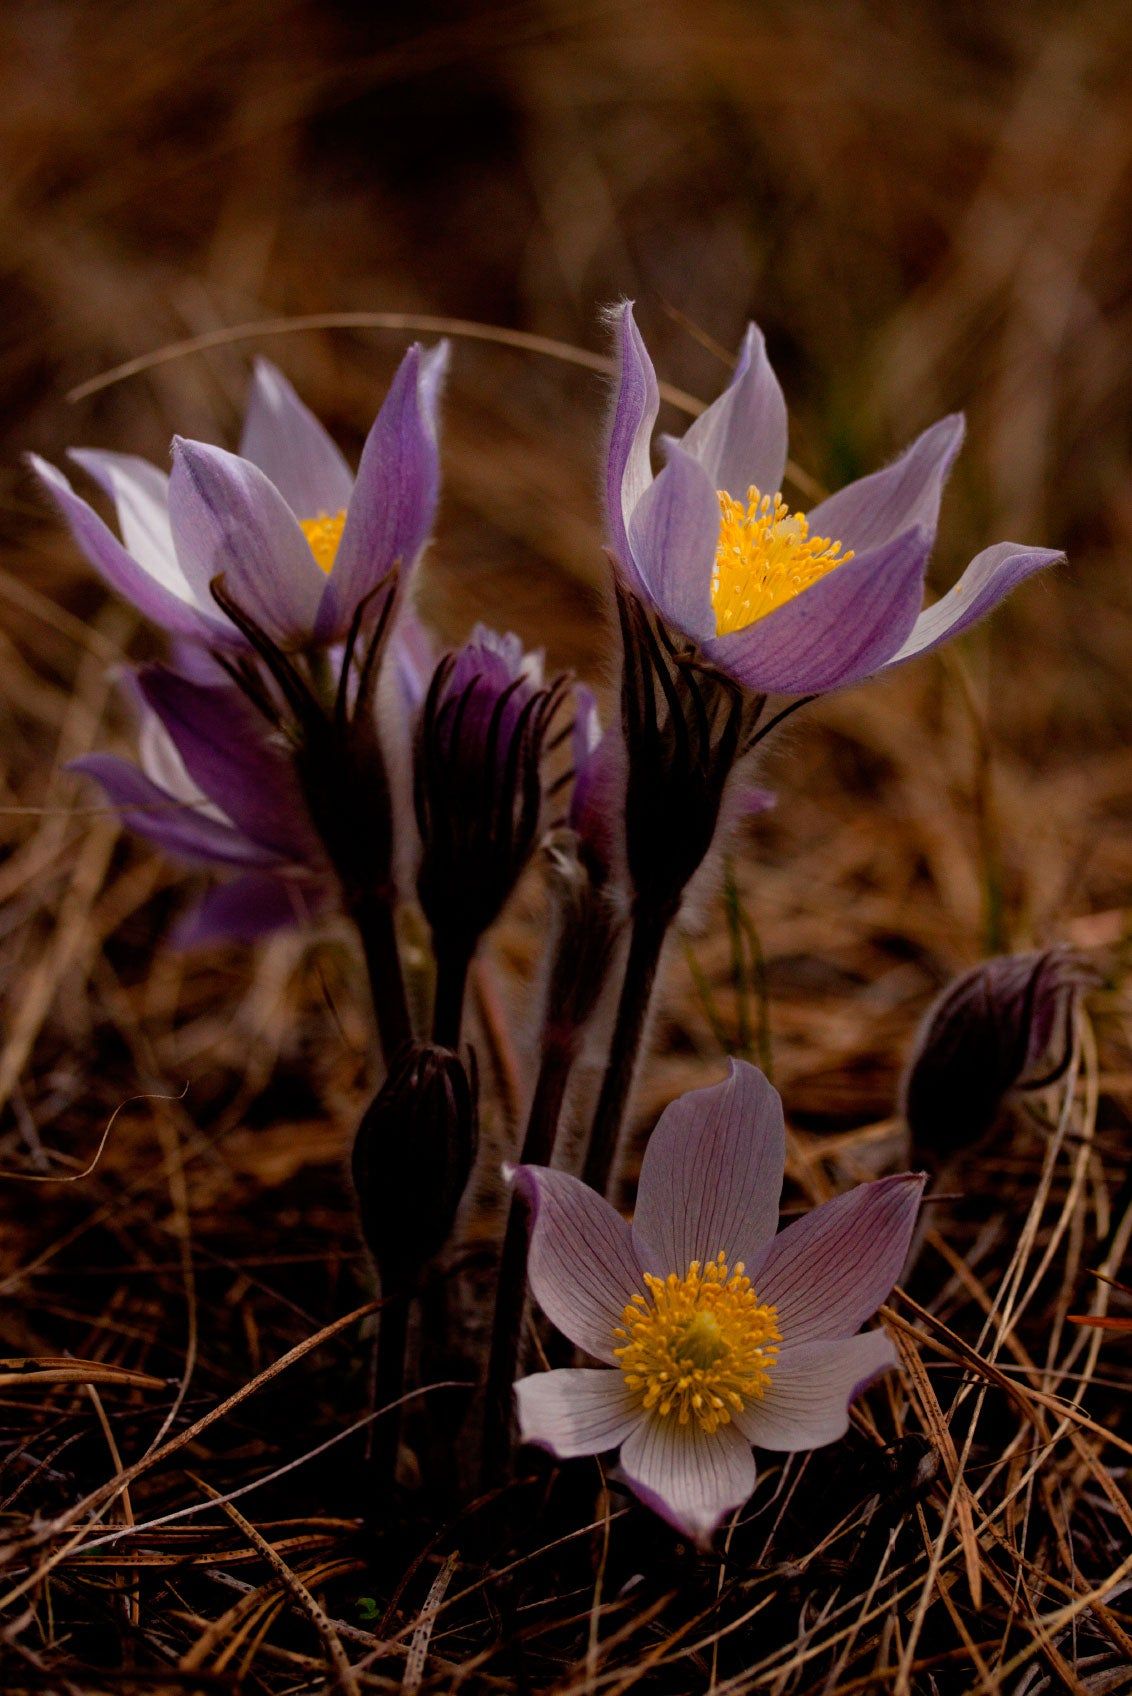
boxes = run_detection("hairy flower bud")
[901,947,1096,1166]
[413,628,569,962]
[351,1043,479,1292]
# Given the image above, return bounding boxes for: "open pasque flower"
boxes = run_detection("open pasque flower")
[31,344,448,650]
[606,303,1062,695]
[512,1061,924,1543]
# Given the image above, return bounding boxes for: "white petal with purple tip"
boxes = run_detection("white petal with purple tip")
[515,1369,644,1459]
[805,415,965,557]
[734,1330,897,1450]
[68,449,180,590]
[511,1165,645,1365]
[681,322,788,501]
[30,456,217,640]
[748,1174,924,1346]
[632,1060,785,1277]
[619,1413,756,1544]
[238,359,354,520]
[168,439,326,647]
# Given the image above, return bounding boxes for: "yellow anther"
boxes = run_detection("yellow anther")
[300,509,348,574]
[614,1250,780,1435]
[712,486,852,636]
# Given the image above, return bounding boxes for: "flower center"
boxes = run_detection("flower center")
[300,509,347,574]
[711,486,853,637]
[614,1252,780,1434]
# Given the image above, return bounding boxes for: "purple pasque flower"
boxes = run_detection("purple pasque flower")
[74,665,329,945]
[511,1060,924,1544]
[31,343,448,651]
[605,303,1062,696]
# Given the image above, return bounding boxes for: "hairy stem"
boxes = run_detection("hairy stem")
[347,888,413,1062]
[582,901,672,1200]
[432,941,473,1049]
[480,1030,579,1485]
[369,1288,411,1518]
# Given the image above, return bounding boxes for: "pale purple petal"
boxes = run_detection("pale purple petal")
[319,341,448,641]
[67,449,178,588]
[29,456,217,640]
[806,415,965,556]
[238,358,355,519]
[173,871,318,948]
[137,666,321,863]
[706,525,930,695]
[510,1164,645,1364]
[515,1369,644,1459]
[632,1060,785,1276]
[627,440,718,641]
[604,302,659,584]
[619,1413,756,1544]
[749,1174,925,1346]
[882,541,1063,670]
[680,323,787,500]
[168,438,326,647]
[734,1330,897,1450]
[71,755,276,869]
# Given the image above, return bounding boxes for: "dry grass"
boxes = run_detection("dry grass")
[0,1,1130,1689]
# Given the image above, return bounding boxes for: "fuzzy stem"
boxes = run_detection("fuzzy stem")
[348,888,413,1062]
[432,941,473,1049]
[369,1287,411,1517]
[480,1029,579,1485]
[581,901,672,1200]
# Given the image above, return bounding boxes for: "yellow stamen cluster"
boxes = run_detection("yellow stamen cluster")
[300,509,348,574]
[614,1252,780,1435]
[712,486,852,636]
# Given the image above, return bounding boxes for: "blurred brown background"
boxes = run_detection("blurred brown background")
[4,0,1132,1137]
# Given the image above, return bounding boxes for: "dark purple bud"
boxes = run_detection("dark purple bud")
[901,947,1097,1165]
[351,1043,478,1292]
[413,627,569,960]
[615,579,755,919]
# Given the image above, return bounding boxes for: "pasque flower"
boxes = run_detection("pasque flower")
[75,666,329,944]
[512,1061,924,1543]
[606,303,1062,695]
[31,345,448,649]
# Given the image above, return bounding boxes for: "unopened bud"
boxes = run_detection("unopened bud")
[351,1043,479,1291]
[414,628,569,961]
[901,948,1095,1166]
